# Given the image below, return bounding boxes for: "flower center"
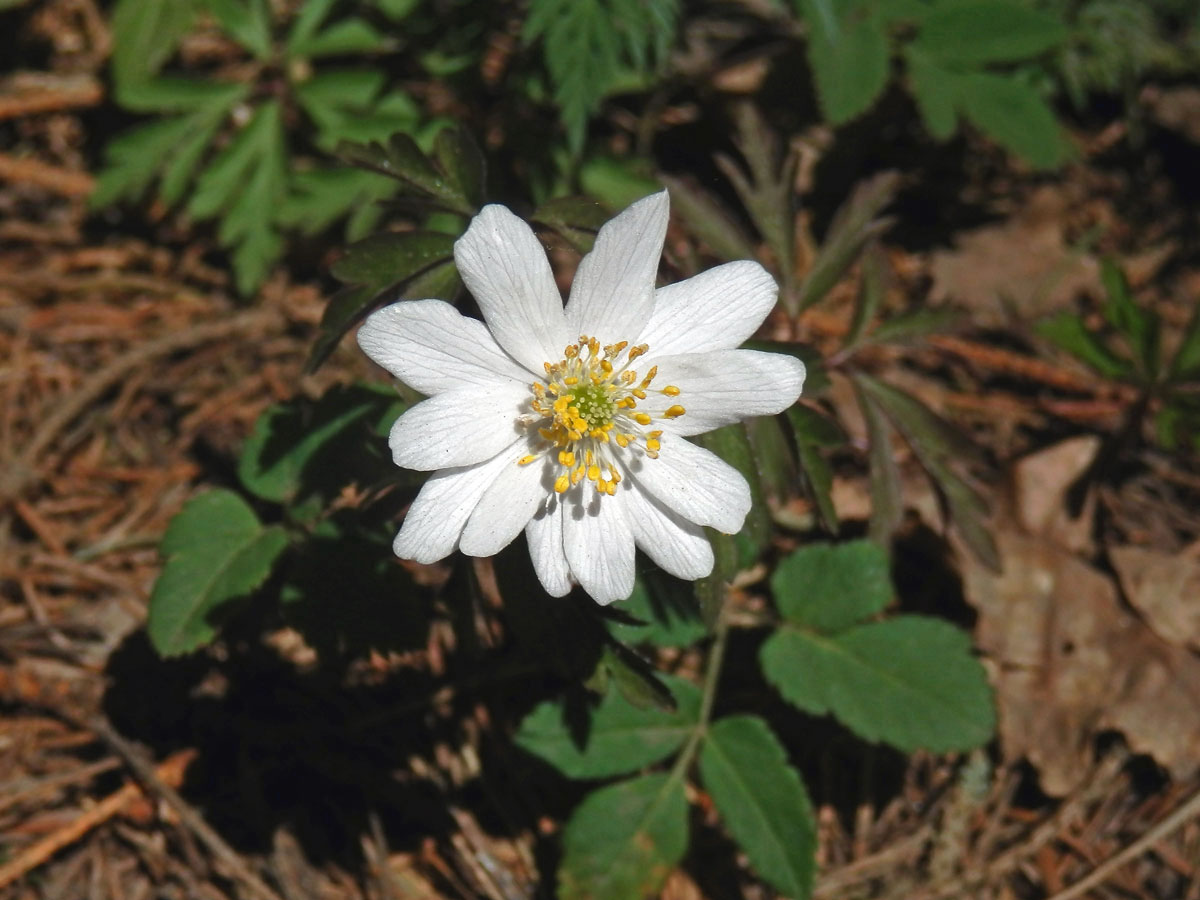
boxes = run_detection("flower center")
[519,336,685,497]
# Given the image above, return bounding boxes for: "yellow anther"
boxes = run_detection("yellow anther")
[634,413,652,426]
[559,450,575,467]
[571,466,585,485]
[628,344,648,361]
[631,389,646,400]
[518,454,537,466]
[555,474,570,493]
[539,427,555,440]
[564,376,579,386]
[587,464,600,481]
[615,434,630,448]
[646,438,661,453]
[665,405,686,419]
[662,385,680,396]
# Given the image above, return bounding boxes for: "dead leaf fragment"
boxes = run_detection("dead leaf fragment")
[930,187,1099,325]
[962,531,1200,795]
[1011,435,1100,552]
[1110,545,1200,650]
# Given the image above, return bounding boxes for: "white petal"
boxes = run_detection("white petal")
[393,448,517,563]
[389,384,528,470]
[526,497,572,596]
[562,490,636,604]
[648,349,806,437]
[637,261,778,355]
[623,483,714,580]
[460,444,552,556]
[357,299,533,395]
[454,204,570,372]
[626,436,751,534]
[565,190,669,340]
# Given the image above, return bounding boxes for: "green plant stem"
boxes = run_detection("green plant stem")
[665,599,731,786]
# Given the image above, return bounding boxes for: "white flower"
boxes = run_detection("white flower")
[357,190,805,604]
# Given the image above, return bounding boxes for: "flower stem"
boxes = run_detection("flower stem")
[666,596,732,785]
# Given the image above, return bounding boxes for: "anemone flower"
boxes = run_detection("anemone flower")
[357,190,805,603]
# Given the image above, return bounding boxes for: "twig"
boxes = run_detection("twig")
[0,748,194,889]
[0,73,103,120]
[1045,782,1200,900]
[813,826,933,898]
[0,153,95,198]
[0,756,122,815]
[88,716,285,900]
[0,309,281,503]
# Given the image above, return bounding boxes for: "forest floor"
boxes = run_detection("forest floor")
[3,1,1200,899]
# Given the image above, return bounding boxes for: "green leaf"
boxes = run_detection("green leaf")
[854,374,980,466]
[115,76,248,114]
[578,156,662,211]
[608,578,706,648]
[745,414,797,500]
[1170,305,1200,381]
[695,529,739,629]
[558,774,688,900]
[206,0,273,59]
[375,0,419,17]
[957,72,1068,169]
[331,231,457,288]
[855,384,903,544]
[913,1,1067,66]
[801,0,891,125]
[238,383,407,504]
[110,0,197,87]
[294,69,387,131]
[660,175,758,263]
[760,615,995,752]
[431,125,486,210]
[1037,312,1131,379]
[532,196,609,254]
[772,540,892,633]
[337,131,474,214]
[868,307,962,345]
[796,171,898,313]
[277,168,397,238]
[1100,258,1158,376]
[91,83,246,208]
[785,405,843,533]
[188,101,288,294]
[515,675,700,779]
[526,0,680,153]
[696,425,771,567]
[308,252,461,373]
[906,53,960,140]
[718,105,796,297]
[856,374,998,569]
[594,642,679,711]
[845,244,887,349]
[147,490,289,656]
[289,17,389,58]
[700,716,816,898]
